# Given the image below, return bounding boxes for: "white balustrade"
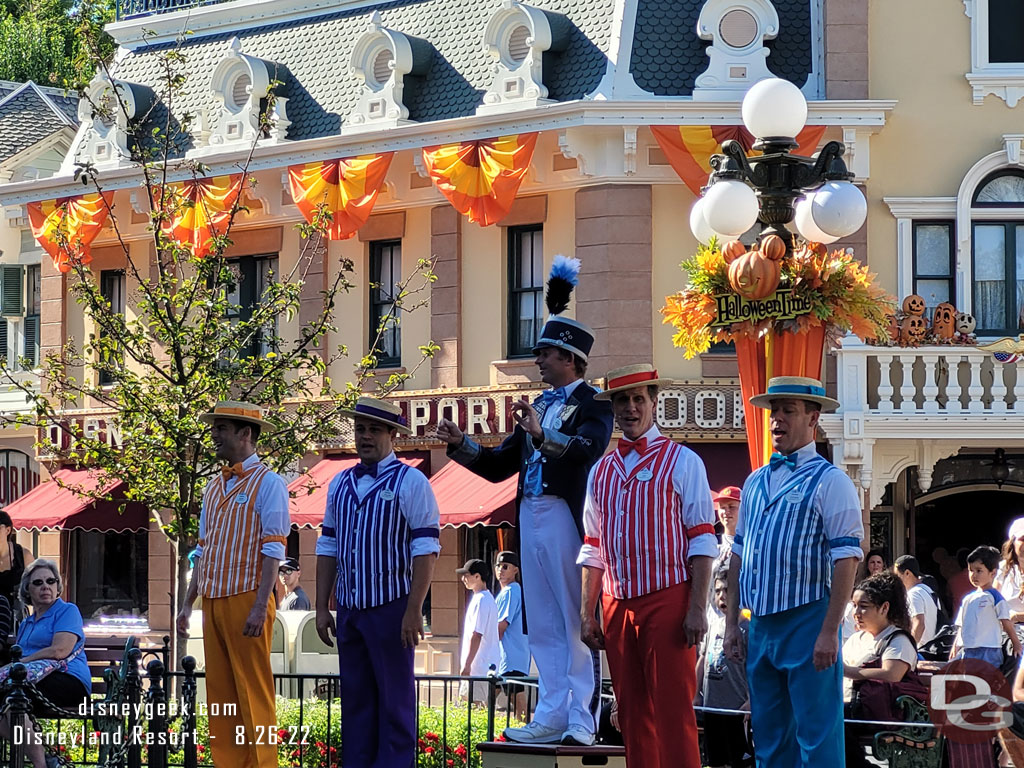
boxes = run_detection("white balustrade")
[835,337,1024,416]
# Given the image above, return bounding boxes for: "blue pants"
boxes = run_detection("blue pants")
[336,595,415,768]
[747,598,844,768]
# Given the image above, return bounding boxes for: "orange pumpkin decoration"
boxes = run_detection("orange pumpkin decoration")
[760,234,786,261]
[728,249,782,300]
[722,240,746,264]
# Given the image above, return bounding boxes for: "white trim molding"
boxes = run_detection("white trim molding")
[692,0,779,101]
[884,196,957,301]
[963,0,1024,106]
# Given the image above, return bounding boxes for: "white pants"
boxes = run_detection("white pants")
[518,495,597,732]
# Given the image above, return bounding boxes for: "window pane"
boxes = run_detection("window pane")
[1018,227,1024,330]
[975,225,1007,329]
[916,279,951,315]
[975,173,1024,204]
[915,225,952,276]
[989,0,1024,63]
[517,293,537,351]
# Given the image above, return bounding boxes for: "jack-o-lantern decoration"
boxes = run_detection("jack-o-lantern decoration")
[902,294,926,317]
[760,234,786,261]
[932,302,956,340]
[728,248,782,300]
[956,311,976,337]
[722,240,746,265]
[900,315,927,346]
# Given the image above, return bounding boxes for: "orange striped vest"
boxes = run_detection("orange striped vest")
[197,463,276,598]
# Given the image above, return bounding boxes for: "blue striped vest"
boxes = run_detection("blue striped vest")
[327,461,412,610]
[738,456,836,617]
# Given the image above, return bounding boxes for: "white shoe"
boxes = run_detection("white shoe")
[560,725,595,746]
[503,721,564,744]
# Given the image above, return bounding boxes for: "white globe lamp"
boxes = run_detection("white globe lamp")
[741,78,808,140]
[702,180,759,238]
[809,181,867,238]
[689,197,719,244]
[793,195,839,245]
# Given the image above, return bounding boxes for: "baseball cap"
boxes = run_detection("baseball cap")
[456,559,489,578]
[495,551,520,568]
[279,557,300,572]
[713,486,742,504]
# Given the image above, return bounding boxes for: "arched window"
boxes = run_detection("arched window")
[971,170,1024,333]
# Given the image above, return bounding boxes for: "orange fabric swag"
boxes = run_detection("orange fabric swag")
[154,174,244,258]
[287,154,394,240]
[651,125,828,195]
[421,133,538,226]
[28,193,113,273]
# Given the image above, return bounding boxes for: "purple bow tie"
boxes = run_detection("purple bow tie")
[353,463,378,479]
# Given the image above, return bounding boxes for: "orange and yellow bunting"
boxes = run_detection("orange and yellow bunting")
[154,174,244,258]
[421,133,538,226]
[650,125,828,195]
[287,154,394,240]
[27,193,113,273]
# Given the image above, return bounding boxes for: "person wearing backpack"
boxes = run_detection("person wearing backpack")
[894,555,939,645]
[996,517,1024,624]
[842,572,922,768]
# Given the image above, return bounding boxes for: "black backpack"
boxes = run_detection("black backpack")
[920,577,952,629]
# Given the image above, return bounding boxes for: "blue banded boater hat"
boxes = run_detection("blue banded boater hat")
[531,316,595,362]
[339,396,413,435]
[749,376,840,412]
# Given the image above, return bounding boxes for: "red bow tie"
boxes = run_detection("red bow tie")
[221,463,245,480]
[617,437,648,457]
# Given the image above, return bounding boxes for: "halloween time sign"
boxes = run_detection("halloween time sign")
[711,289,814,328]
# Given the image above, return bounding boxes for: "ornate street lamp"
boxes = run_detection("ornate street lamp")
[691,78,867,250]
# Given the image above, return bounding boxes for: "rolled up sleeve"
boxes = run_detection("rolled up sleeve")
[819,470,864,563]
[403,470,441,558]
[675,449,718,561]
[257,473,289,560]
[315,475,343,557]
[576,465,604,570]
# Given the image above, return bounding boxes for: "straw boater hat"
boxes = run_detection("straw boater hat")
[199,400,274,431]
[594,364,673,400]
[339,396,412,435]
[749,376,840,412]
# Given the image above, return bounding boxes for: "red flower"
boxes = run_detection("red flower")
[495,734,507,742]
[425,731,440,742]
[278,728,289,739]
[424,746,435,755]
[418,739,427,749]
[455,744,468,757]
[448,761,454,767]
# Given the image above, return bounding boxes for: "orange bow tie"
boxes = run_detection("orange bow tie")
[617,436,648,457]
[221,463,245,480]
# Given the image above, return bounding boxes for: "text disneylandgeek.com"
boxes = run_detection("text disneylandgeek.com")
[10,701,311,747]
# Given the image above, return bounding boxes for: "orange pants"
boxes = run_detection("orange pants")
[602,581,700,768]
[203,591,277,768]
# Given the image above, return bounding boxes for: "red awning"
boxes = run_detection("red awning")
[431,461,517,528]
[289,455,425,528]
[5,468,150,532]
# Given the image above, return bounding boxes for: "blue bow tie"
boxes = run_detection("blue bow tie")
[769,452,798,471]
[353,463,377,479]
[539,387,567,406]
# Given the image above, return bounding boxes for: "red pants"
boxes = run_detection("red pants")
[602,581,700,768]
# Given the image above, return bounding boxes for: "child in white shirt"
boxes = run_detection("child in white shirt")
[457,558,500,703]
[952,545,1022,667]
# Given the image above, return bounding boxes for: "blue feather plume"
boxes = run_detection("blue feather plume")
[546,254,581,315]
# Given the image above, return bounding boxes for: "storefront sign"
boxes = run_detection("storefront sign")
[711,289,813,327]
[0,450,40,504]
[40,416,123,456]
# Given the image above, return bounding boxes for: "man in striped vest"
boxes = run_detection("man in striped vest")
[724,376,863,768]
[176,401,290,768]
[315,397,440,768]
[577,364,718,768]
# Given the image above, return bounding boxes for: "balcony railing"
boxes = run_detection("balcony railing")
[835,336,1023,416]
[116,0,228,20]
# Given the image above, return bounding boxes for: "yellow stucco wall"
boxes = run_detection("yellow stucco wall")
[460,219,503,385]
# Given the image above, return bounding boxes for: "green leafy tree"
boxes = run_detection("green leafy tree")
[1,31,437,668]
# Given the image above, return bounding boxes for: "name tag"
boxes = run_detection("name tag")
[236,494,248,503]
[636,469,653,482]
[785,490,803,504]
[380,489,396,501]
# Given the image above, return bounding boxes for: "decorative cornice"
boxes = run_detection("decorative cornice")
[0,98,896,205]
[883,197,957,218]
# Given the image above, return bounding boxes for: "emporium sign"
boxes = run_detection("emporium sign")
[711,289,813,327]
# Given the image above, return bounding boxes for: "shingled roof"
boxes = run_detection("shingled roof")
[0,82,78,164]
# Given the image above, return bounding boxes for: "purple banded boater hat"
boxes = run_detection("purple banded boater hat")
[339,396,412,435]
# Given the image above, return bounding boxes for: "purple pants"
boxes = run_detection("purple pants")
[336,595,416,768]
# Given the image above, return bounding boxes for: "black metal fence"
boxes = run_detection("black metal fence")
[115,0,227,21]
[0,647,536,768]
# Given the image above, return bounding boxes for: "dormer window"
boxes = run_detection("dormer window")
[204,38,289,149]
[693,0,780,100]
[477,1,571,115]
[343,13,432,134]
[76,75,154,168]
